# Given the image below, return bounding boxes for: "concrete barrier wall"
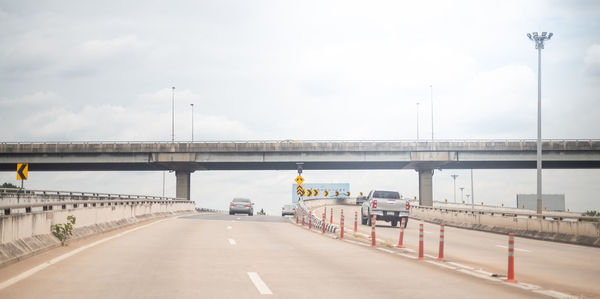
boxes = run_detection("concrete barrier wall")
[0,198,195,266]
[410,207,600,247]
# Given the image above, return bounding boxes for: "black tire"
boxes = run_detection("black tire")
[248,212,253,216]
[403,217,409,228]
[229,211,234,215]
[367,214,372,226]
[391,219,398,227]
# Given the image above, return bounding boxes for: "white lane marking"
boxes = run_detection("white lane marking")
[376,248,394,254]
[496,245,531,253]
[247,272,273,295]
[227,226,232,230]
[0,218,169,291]
[343,239,369,247]
[397,253,417,259]
[446,261,476,270]
[424,254,437,259]
[228,238,237,245]
[425,260,457,270]
[457,269,500,282]
[532,289,578,299]
[236,217,241,220]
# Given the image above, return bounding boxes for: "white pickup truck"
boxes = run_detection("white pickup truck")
[361,190,410,227]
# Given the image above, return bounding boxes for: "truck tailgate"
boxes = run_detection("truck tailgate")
[374,199,407,212]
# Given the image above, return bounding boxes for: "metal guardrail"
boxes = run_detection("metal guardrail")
[414,205,600,222]
[1,139,599,145]
[0,188,184,201]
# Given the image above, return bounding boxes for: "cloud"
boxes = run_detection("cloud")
[584,44,600,77]
[0,91,62,108]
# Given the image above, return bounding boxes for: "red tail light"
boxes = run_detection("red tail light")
[245,204,251,207]
[282,207,285,210]
[230,203,235,207]
[406,201,410,210]
[372,200,377,209]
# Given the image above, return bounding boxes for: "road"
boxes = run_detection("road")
[312,205,600,298]
[0,213,550,298]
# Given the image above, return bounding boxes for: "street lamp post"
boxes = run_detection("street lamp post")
[171,86,175,143]
[527,31,553,216]
[450,174,458,203]
[416,102,420,140]
[430,85,434,141]
[190,103,194,142]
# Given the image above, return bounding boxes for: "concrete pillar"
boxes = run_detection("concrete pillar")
[175,170,191,200]
[418,169,433,207]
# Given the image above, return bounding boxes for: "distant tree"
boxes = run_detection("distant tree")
[583,210,599,217]
[1,182,18,189]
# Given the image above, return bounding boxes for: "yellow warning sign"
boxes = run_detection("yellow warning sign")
[294,175,304,185]
[17,163,28,180]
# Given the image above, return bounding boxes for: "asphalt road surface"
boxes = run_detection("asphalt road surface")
[312,205,600,298]
[0,213,557,298]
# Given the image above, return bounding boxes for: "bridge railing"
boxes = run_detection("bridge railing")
[0,188,190,216]
[413,205,600,222]
[0,188,184,201]
[1,138,599,145]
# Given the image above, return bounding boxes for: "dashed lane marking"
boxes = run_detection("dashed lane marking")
[247,272,273,295]
[227,226,232,230]
[228,238,237,245]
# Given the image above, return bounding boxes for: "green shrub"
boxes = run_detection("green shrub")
[51,215,76,246]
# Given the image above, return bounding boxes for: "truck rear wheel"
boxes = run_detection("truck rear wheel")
[391,220,398,227]
[403,217,408,228]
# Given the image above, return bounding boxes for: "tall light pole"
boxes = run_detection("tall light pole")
[450,174,458,203]
[430,85,434,141]
[190,103,194,142]
[416,102,420,140]
[470,169,475,210]
[527,31,553,216]
[171,86,175,143]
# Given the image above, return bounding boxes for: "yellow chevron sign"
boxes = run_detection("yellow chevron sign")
[324,190,329,196]
[17,163,28,180]
[313,189,319,196]
[296,185,305,196]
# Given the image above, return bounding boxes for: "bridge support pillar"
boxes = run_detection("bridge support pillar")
[176,170,192,200]
[418,169,433,207]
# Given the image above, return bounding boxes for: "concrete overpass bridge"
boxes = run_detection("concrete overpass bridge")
[1,140,599,204]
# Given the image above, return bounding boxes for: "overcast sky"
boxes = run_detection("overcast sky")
[1,0,599,214]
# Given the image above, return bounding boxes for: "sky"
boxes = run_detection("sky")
[1,0,599,214]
